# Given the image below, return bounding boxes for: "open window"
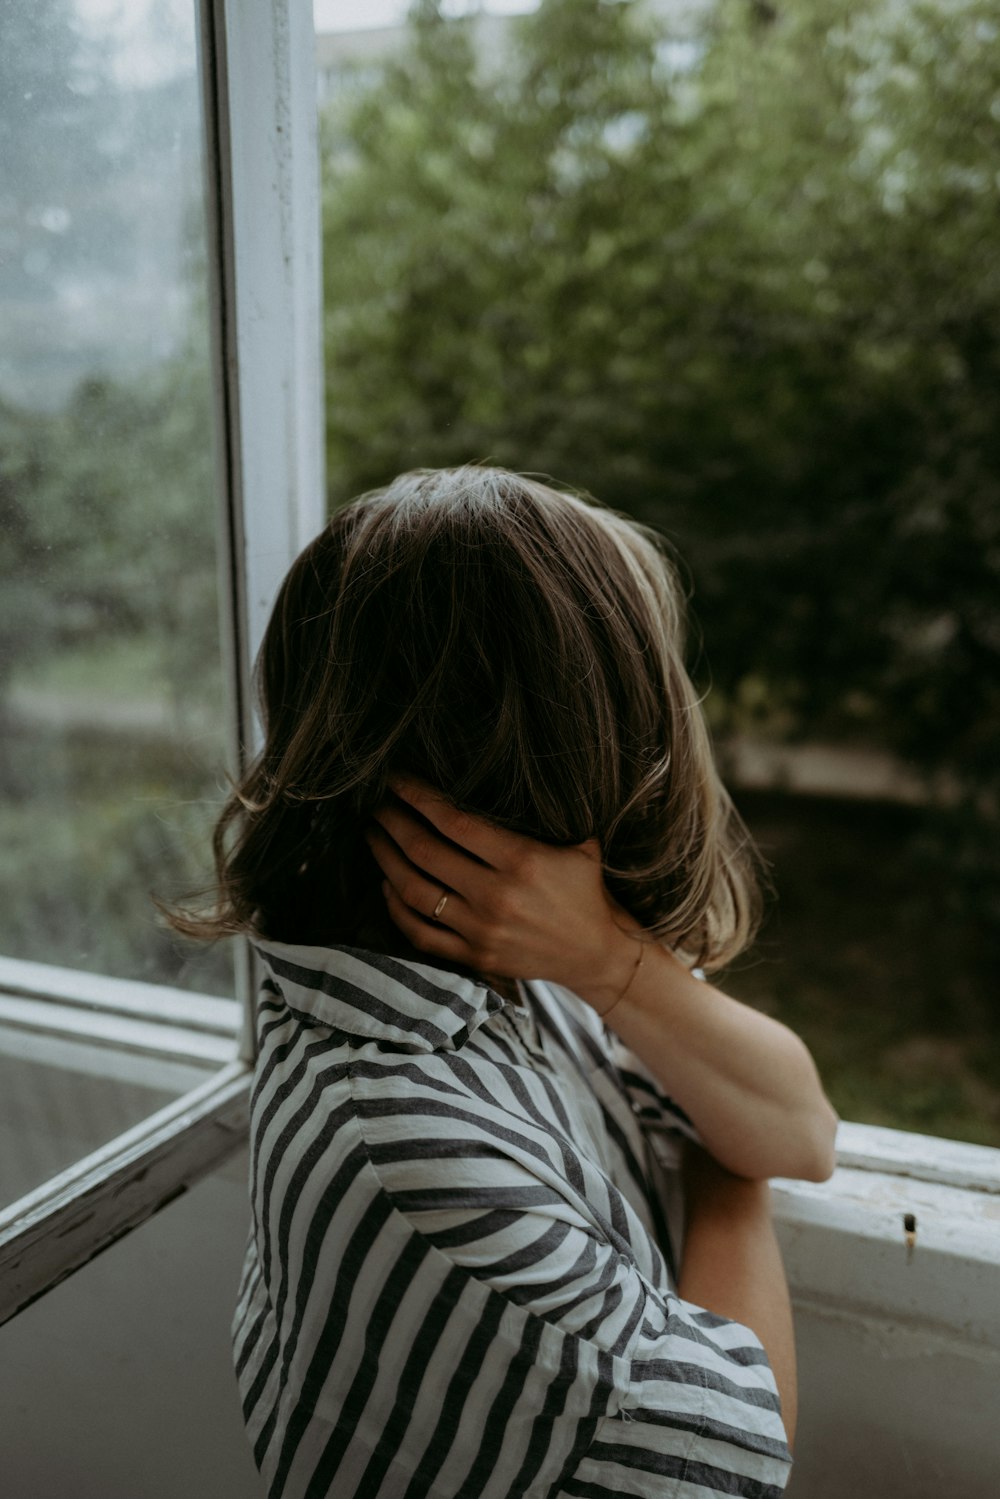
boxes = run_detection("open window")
[0,0,324,1325]
[2,7,998,1426]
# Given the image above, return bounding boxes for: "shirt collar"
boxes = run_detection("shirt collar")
[251,938,512,1054]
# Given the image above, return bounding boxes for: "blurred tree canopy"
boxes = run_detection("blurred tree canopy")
[321,0,1000,934]
[1,0,996,987]
[0,0,217,718]
[0,354,218,713]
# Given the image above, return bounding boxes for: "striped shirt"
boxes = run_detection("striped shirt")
[233,940,793,1498]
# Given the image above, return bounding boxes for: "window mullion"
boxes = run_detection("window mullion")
[198,0,326,1061]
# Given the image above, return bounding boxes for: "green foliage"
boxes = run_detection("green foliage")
[0,348,224,992]
[0,354,220,711]
[321,0,1000,775]
[0,725,232,994]
[725,791,1000,1147]
[0,0,995,1084]
[320,0,1000,966]
[0,0,224,995]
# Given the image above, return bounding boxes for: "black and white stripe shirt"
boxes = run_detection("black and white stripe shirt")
[233,940,793,1498]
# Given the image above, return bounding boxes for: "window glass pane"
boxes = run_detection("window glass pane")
[314,0,999,1147]
[0,1044,219,1205]
[0,0,231,1203]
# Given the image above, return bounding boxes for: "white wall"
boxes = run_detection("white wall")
[791,1302,996,1496]
[775,1154,1000,1498]
[1,1146,996,1498]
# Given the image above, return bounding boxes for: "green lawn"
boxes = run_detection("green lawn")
[12,635,165,701]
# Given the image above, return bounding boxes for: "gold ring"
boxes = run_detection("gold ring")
[432,891,449,920]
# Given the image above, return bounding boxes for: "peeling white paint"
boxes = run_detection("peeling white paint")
[773,1130,1000,1350]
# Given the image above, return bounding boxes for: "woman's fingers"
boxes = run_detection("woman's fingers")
[364,821,471,928]
[389,776,524,870]
[369,779,625,993]
[381,880,470,965]
[371,799,487,903]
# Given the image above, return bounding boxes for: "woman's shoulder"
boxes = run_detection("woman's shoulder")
[251,937,517,1056]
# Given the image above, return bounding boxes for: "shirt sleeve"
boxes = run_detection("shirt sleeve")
[352,1113,793,1499]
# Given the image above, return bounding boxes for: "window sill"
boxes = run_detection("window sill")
[2,959,997,1357]
[0,1056,250,1327]
[0,956,249,1328]
[0,954,240,1043]
[773,1120,1000,1348]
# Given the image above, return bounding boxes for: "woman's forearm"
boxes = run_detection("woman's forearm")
[679,1148,798,1450]
[577,937,839,1182]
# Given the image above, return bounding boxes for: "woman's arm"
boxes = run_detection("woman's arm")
[365,776,838,1183]
[578,931,838,1182]
[679,1142,798,1450]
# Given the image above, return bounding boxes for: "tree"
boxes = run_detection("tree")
[320,0,1000,939]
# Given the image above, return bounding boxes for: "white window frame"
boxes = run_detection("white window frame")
[1,0,997,1349]
[0,0,324,1326]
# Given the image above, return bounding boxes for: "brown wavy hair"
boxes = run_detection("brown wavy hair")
[166,466,764,972]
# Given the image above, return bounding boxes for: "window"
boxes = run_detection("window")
[1,0,996,1340]
[0,0,324,1322]
[0,0,232,1213]
[316,0,999,1152]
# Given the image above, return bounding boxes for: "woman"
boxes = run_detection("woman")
[171,466,837,1498]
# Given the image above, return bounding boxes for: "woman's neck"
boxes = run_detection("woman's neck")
[479,972,521,1006]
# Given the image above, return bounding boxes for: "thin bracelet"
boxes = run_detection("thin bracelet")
[600,937,645,1021]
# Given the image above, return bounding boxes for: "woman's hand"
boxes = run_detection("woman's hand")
[364,775,839,1183]
[363,775,640,1008]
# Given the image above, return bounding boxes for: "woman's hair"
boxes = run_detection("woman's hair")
[167,465,764,971]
